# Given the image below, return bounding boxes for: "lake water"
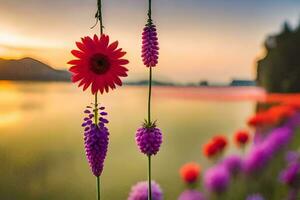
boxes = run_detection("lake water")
[0,82,264,199]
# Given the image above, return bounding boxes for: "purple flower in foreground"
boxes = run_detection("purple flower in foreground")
[204,166,230,194]
[178,190,206,200]
[287,189,299,200]
[128,181,163,200]
[246,193,265,200]
[285,112,300,129]
[244,126,293,174]
[279,162,300,188]
[262,127,292,155]
[136,125,162,156]
[243,145,271,174]
[142,23,159,67]
[82,106,109,177]
[286,151,300,163]
[221,155,243,176]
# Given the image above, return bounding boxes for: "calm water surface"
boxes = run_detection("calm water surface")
[0,82,263,199]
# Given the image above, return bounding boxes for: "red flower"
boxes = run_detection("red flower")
[212,135,228,151]
[248,113,271,127]
[180,162,201,184]
[203,135,227,158]
[248,105,296,128]
[68,34,129,94]
[268,105,295,123]
[203,141,218,158]
[234,130,250,147]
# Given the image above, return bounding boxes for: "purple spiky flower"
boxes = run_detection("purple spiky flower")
[221,155,243,176]
[82,106,109,177]
[178,190,207,200]
[243,145,271,174]
[142,23,159,67]
[128,181,163,200]
[204,166,230,194]
[135,124,163,156]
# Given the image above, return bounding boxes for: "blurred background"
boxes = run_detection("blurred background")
[0,0,299,199]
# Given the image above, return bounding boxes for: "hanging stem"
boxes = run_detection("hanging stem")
[97,0,104,35]
[147,67,152,124]
[148,155,152,200]
[94,92,100,199]
[147,0,152,23]
[94,92,98,124]
[146,0,153,199]
[96,176,100,200]
[94,1,104,200]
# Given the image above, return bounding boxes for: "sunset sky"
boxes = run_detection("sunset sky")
[0,0,299,82]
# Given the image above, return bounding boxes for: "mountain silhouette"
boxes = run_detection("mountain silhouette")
[0,57,70,81]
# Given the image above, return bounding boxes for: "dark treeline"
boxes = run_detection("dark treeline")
[257,20,300,93]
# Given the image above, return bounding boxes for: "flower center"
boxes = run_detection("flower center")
[89,53,111,75]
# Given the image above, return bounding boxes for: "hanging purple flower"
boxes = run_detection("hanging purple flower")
[82,106,109,177]
[127,181,163,200]
[221,155,243,176]
[136,124,163,156]
[203,166,230,194]
[246,193,265,200]
[142,23,159,67]
[178,189,206,200]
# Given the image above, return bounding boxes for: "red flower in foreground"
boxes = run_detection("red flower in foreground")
[180,162,201,184]
[203,141,218,158]
[213,135,228,150]
[247,113,274,127]
[68,34,129,94]
[248,105,296,128]
[269,105,295,123]
[203,135,228,158]
[234,130,250,147]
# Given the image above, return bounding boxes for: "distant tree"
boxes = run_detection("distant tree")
[199,80,209,86]
[257,21,300,93]
[282,21,292,33]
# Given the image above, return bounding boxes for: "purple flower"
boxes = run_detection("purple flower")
[243,145,271,174]
[244,126,293,174]
[279,162,300,188]
[287,189,299,200]
[221,155,243,176]
[142,23,159,67]
[286,151,300,163]
[261,127,292,155]
[136,125,162,156]
[82,106,109,177]
[204,166,230,194]
[128,181,163,200]
[178,190,206,200]
[246,193,265,200]
[285,112,300,129]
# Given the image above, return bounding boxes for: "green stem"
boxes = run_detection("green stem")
[147,67,152,124]
[97,0,104,35]
[96,176,100,200]
[147,1,153,199]
[94,92,98,124]
[94,1,103,199]
[148,0,152,22]
[148,155,152,200]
